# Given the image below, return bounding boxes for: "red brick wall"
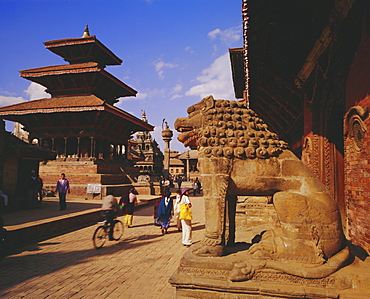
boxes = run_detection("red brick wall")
[344,95,370,253]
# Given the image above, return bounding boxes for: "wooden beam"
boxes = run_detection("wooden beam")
[295,0,356,88]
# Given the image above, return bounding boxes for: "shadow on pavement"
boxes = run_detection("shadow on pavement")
[0,224,163,292]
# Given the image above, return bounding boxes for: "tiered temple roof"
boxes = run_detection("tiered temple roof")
[0,27,152,144]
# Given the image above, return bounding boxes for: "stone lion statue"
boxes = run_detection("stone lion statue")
[174,95,350,281]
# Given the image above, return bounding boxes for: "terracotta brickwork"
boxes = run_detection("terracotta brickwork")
[344,95,370,253]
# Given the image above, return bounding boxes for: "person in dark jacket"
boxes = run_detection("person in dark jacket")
[157,190,173,235]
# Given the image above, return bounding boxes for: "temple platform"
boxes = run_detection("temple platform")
[39,159,142,198]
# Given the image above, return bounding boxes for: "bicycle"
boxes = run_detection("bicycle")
[92,217,124,249]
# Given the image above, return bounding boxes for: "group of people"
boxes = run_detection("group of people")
[154,188,193,246]
[100,185,194,247]
[27,170,44,209]
[100,188,138,240]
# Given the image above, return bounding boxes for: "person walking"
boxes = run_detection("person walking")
[153,195,162,226]
[101,190,119,241]
[176,176,183,190]
[163,178,170,195]
[55,173,70,211]
[37,176,44,203]
[157,190,173,235]
[192,179,198,196]
[124,188,138,227]
[179,188,192,246]
[173,189,182,231]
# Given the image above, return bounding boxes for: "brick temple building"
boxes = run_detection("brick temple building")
[230,0,370,253]
[0,27,153,197]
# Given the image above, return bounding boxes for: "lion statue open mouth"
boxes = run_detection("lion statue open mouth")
[174,95,349,281]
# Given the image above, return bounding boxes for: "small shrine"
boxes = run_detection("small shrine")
[0,26,153,197]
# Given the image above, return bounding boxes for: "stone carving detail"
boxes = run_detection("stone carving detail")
[179,267,229,278]
[174,95,350,281]
[344,105,368,152]
[252,272,337,286]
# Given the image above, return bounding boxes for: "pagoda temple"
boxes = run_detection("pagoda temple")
[0,26,153,197]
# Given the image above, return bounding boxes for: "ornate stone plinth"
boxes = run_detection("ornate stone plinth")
[170,247,370,299]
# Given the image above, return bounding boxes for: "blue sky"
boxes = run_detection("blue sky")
[0,0,242,152]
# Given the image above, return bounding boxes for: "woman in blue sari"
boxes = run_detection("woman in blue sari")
[157,190,173,235]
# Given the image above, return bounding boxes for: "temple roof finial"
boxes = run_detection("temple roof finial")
[82,24,90,38]
[141,110,147,122]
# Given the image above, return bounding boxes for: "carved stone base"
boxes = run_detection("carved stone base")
[169,246,370,299]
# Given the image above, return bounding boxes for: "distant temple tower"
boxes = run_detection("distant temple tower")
[129,111,164,175]
[0,26,153,197]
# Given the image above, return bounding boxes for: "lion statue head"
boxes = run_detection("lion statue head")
[174,95,288,159]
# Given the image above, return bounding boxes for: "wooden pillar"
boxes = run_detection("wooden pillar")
[90,137,94,157]
[77,137,81,157]
[64,137,67,157]
[93,137,96,158]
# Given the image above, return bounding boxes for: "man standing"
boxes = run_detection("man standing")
[124,188,138,227]
[101,190,119,240]
[55,173,70,211]
[176,176,183,190]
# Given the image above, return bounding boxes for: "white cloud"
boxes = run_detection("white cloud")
[169,84,183,100]
[172,84,182,93]
[185,46,196,55]
[135,92,148,100]
[151,125,162,142]
[185,52,235,100]
[154,59,178,79]
[208,26,241,44]
[0,83,49,107]
[208,28,222,40]
[0,95,25,107]
[116,92,148,103]
[24,82,49,100]
[170,94,181,100]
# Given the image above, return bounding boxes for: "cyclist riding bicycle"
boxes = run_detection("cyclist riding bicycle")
[101,190,120,241]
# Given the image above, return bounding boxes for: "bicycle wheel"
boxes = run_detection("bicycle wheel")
[93,226,107,249]
[112,220,124,240]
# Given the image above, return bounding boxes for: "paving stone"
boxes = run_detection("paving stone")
[0,192,205,298]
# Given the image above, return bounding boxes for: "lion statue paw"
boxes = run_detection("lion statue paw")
[229,260,266,281]
[192,239,224,257]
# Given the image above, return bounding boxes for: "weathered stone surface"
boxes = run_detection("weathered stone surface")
[170,249,370,299]
[173,96,350,287]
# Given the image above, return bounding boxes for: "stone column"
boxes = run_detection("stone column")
[161,121,173,179]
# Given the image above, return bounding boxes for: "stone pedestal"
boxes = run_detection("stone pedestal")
[169,248,370,298]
